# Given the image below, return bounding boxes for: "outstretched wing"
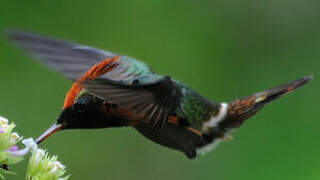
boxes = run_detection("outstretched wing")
[6,30,182,128]
[5,30,118,80]
[82,76,182,128]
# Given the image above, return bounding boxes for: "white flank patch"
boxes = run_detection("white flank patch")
[196,139,222,156]
[203,103,228,128]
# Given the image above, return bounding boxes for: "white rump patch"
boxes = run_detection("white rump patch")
[203,103,228,128]
[196,139,222,156]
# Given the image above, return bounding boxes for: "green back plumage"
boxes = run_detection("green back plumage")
[120,56,221,128]
[173,81,220,128]
[121,56,221,128]
[123,56,165,83]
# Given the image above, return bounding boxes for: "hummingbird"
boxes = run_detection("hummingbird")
[5,30,312,159]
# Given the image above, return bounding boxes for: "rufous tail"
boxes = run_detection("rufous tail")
[220,75,313,130]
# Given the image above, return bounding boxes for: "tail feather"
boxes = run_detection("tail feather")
[221,75,313,130]
[253,75,313,104]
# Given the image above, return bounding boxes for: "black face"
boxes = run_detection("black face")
[57,95,128,130]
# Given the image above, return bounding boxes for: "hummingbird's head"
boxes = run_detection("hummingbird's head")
[35,106,100,144]
[35,105,104,144]
[35,95,123,144]
[56,103,111,130]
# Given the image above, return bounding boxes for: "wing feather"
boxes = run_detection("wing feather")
[5,30,117,80]
[82,77,182,128]
[6,30,182,128]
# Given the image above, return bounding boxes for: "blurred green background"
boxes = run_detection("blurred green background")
[0,0,320,179]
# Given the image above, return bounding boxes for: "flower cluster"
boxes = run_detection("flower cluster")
[26,146,69,180]
[0,116,23,178]
[0,115,69,180]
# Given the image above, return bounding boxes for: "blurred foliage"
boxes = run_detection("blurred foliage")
[0,0,320,179]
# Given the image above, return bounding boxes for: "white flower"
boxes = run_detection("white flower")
[53,161,64,170]
[10,132,20,143]
[49,161,65,174]
[50,166,58,173]
[34,149,45,163]
[1,123,9,132]
[22,138,38,153]
[8,138,38,157]
[0,116,8,125]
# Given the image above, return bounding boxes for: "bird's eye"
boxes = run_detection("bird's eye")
[74,103,86,112]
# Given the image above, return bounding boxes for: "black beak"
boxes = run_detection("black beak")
[36,123,63,144]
